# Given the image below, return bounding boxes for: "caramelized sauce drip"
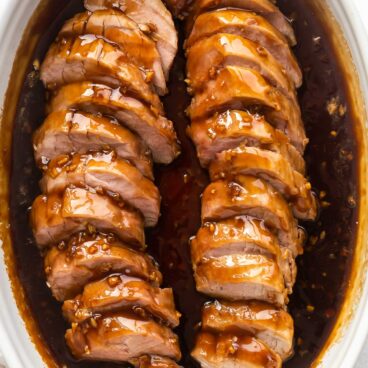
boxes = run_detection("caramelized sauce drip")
[9,1,358,367]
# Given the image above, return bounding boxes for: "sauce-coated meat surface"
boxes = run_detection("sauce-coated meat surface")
[24,0,182,366]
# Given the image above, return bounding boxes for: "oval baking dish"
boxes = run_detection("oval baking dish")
[0,0,367,367]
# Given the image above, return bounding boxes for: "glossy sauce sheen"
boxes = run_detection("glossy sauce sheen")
[9,1,358,367]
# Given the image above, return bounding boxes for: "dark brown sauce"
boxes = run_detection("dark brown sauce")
[9,1,358,367]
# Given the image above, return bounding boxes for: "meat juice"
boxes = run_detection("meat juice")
[8,0,358,367]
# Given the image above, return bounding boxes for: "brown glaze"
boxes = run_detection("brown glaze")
[7,1,359,367]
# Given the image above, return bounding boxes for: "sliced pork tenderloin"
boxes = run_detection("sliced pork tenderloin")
[83,0,178,78]
[194,254,287,306]
[186,33,295,99]
[65,313,181,361]
[191,217,296,291]
[188,65,307,153]
[34,0,181,364]
[59,10,167,94]
[201,175,304,257]
[191,217,278,264]
[202,300,294,360]
[33,110,153,179]
[192,331,282,368]
[186,9,301,87]
[41,36,163,111]
[209,146,317,220]
[187,110,305,174]
[63,274,180,327]
[48,82,180,164]
[188,0,296,46]
[41,151,161,227]
[45,233,161,301]
[31,187,145,249]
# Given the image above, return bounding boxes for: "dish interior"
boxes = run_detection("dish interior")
[7,0,359,366]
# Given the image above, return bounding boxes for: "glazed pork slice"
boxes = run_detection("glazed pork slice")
[188,65,307,153]
[59,10,166,94]
[130,355,182,368]
[41,36,163,111]
[186,33,295,99]
[188,0,296,46]
[66,313,181,361]
[186,9,302,87]
[41,151,161,227]
[202,300,294,360]
[44,233,162,301]
[194,254,287,306]
[83,0,178,78]
[209,146,317,220]
[33,110,153,179]
[191,217,278,264]
[48,82,180,164]
[63,274,180,327]
[201,175,304,257]
[31,187,145,248]
[192,331,282,368]
[191,217,296,291]
[187,110,305,174]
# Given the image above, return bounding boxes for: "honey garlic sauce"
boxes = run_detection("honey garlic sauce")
[8,0,358,367]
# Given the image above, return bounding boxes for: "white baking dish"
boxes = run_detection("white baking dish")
[0,0,367,367]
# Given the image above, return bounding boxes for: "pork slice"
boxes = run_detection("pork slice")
[130,355,182,368]
[41,36,163,111]
[209,146,317,220]
[202,300,294,360]
[201,175,304,257]
[186,10,301,87]
[194,254,287,306]
[63,274,180,327]
[187,110,305,174]
[48,82,180,164]
[41,151,160,227]
[33,110,153,179]
[31,187,145,248]
[191,216,296,291]
[59,10,167,94]
[192,331,282,368]
[187,33,295,99]
[188,0,296,45]
[66,313,181,361]
[191,216,278,264]
[83,0,178,78]
[45,233,162,301]
[188,65,307,153]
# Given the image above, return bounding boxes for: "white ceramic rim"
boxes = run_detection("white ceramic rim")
[0,1,48,366]
[0,1,367,367]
